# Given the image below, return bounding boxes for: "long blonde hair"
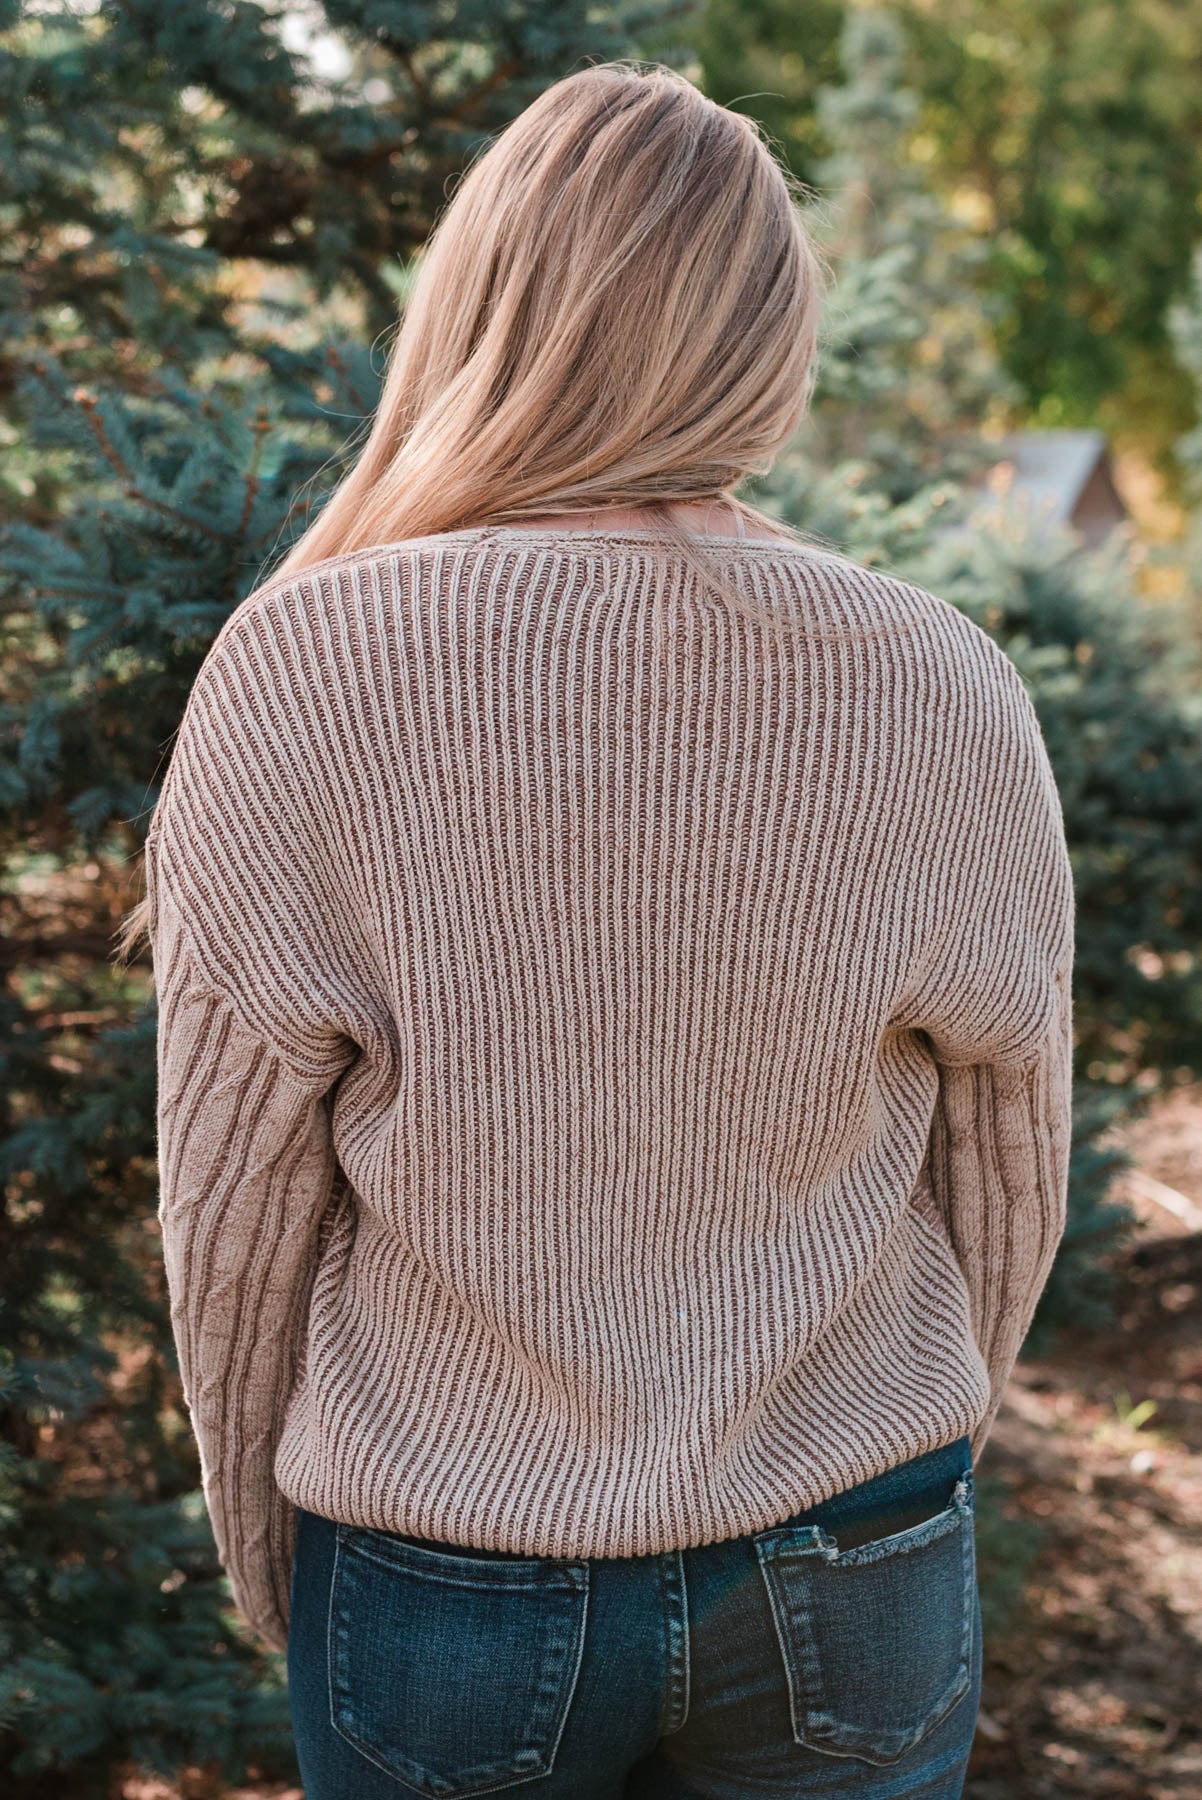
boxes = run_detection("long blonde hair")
[119,59,834,962]
[269,59,827,581]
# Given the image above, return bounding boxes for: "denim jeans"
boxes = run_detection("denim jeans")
[287,1432,981,1799]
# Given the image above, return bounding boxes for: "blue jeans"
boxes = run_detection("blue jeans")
[288,1432,981,1798]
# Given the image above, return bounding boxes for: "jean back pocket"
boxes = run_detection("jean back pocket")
[328,1524,590,1797]
[753,1467,976,1766]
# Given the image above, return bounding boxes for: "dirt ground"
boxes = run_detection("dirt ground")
[963,1085,1202,1800]
[119,1089,1202,1800]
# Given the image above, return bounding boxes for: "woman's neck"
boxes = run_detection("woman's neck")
[496,500,790,543]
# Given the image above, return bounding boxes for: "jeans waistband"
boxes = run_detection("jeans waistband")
[300,1433,973,1568]
[773,1433,973,1541]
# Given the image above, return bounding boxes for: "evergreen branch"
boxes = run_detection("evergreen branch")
[440,59,523,128]
[394,47,432,112]
[233,408,271,550]
[47,380,238,547]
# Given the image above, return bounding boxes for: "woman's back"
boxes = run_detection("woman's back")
[133,57,1079,1795]
[146,522,1073,1642]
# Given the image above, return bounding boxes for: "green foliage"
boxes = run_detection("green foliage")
[1168,243,1202,592]
[805,7,1020,484]
[691,0,1202,468]
[1,1490,295,1788]
[0,974,296,1791]
[2,0,690,370]
[674,0,845,170]
[900,0,1202,446]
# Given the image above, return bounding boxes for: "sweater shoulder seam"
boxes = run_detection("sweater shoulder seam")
[150,854,340,1095]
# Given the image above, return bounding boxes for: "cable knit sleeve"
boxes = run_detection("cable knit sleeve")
[898,639,1076,1462]
[148,857,344,1651]
[143,602,361,1652]
[149,864,345,1648]
[926,952,1074,1461]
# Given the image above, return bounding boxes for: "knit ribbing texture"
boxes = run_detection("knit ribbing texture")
[146,525,1075,1652]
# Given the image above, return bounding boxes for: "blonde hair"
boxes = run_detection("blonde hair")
[269,59,828,587]
[119,59,835,962]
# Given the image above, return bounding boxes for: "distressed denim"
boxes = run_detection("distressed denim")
[287,1431,981,1799]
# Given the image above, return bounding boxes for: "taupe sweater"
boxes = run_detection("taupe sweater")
[147,524,1075,1651]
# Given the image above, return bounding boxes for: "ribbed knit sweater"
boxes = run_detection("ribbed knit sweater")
[146,524,1075,1652]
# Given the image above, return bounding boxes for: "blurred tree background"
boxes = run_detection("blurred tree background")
[694,0,1202,466]
[1,1,1200,1795]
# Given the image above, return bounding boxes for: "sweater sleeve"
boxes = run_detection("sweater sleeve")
[898,643,1076,1462]
[925,951,1073,1461]
[148,845,346,1653]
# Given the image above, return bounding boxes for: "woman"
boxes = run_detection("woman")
[127,59,1074,1800]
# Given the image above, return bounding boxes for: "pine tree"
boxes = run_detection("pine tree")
[755,8,1202,1346]
[1168,242,1202,595]
[0,5,688,1792]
